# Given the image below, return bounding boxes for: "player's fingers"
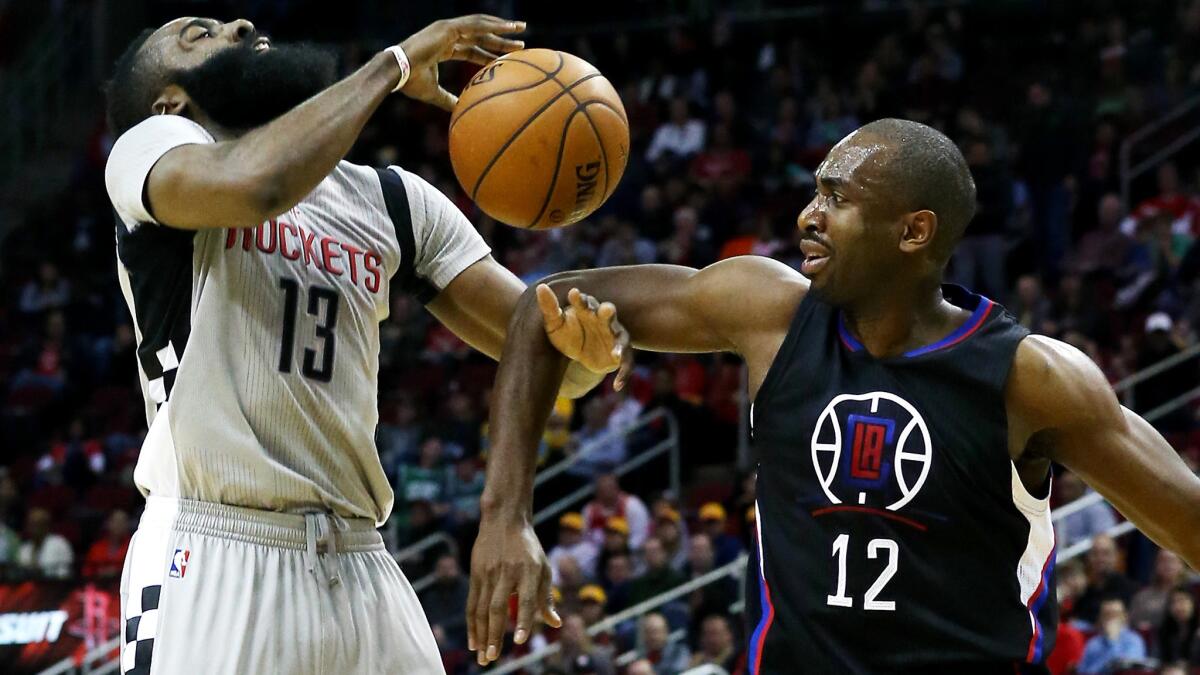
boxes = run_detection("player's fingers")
[477,33,525,54]
[431,86,458,112]
[582,293,601,314]
[568,288,588,314]
[614,326,634,391]
[466,576,480,653]
[597,301,616,324]
[537,284,566,332]
[468,569,490,655]
[463,15,526,36]
[484,572,513,663]
[452,43,501,66]
[513,565,541,644]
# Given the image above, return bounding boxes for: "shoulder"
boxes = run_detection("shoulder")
[1007,334,1120,432]
[693,255,808,310]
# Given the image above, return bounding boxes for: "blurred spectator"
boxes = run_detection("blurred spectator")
[625,659,654,675]
[11,310,72,394]
[378,396,424,480]
[653,507,689,572]
[546,613,615,675]
[1075,534,1139,626]
[1155,586,1200,664]
[1129,550,1188,629]
[582,474,650,550]
[18,262,69,315]
[602,553,634,613]
[0,519,18,576]
[17,507,73,579]
[637,612,690,675]
[1078,598,1147,674]
[1073,193,1134,276]
[419,554,469,651]
[556,555,588,618]
[444,457,484,526]
[629,537,685,606]
[698,502,743,566]
[395,437,449,531]
[550,512,600,584]
[1057,558,1089,621]
[1009,275,1052,334]
[951,137,1012,299]
[566,399,627,479]
[578,584,609,626]
[81,509,130,580]
[1053,471,1117,550]
[690,124,751,188]
[684,534,738,629]
[1122,162,1200,238]
[1045,619,1086,675]
[686,614,739,672]
[1134,312,1196,432]
[646,97,706,163]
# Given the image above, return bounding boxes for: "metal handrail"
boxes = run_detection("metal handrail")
[1058,521,1140,563]
[36,636,121,675]
[1142,384,1200,424]
[534,408,673,487]
[1113,343,1200,394]
[393,531,455,564]
[486,555,749,674]
[1118,92,1200,209]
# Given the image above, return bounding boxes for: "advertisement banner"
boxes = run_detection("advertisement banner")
[0,581,121,674]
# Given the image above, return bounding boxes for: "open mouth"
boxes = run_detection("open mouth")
[253,37,271,53]
[799,239,831,276]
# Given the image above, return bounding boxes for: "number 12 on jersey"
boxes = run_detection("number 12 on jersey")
[827,534,898,611]
[278,278,339,382]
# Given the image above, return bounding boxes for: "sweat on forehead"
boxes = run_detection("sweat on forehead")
[818,133,898,186]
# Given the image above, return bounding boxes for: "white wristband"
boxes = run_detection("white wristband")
[385,45,411,93]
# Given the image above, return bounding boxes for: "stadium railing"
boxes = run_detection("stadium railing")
[486,554,749,674]
[36,637,121,675]
[394,408,681,593]
[1119,92,1200,210]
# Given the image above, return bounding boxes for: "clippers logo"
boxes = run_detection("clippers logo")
[811,392,933,511]
[169,549,190,579]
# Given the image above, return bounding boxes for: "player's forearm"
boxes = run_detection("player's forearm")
[480,287,569,523]
[226,51,401,217]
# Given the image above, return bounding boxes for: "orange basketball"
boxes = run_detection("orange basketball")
[448,49,629,230]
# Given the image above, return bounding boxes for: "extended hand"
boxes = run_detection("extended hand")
[399,15,527,111]
[538,284,633,390]
[467,517,560,666]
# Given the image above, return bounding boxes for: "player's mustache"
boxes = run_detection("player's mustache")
[801,232,833,252]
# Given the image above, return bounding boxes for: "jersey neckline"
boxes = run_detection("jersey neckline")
[836,285,996,359]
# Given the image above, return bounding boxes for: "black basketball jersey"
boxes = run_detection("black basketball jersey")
[746,285,1054,675]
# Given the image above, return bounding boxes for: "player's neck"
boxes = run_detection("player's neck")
[841,279,963,358]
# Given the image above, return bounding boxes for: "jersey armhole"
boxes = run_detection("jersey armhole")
[374,167,439,304]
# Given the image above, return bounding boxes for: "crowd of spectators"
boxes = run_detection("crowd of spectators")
[4,1,1200,673]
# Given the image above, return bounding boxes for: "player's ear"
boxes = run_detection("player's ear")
[152,85,190,117]
[899,210,937,254]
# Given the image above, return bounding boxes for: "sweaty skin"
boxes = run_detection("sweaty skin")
[466,132,1200,665]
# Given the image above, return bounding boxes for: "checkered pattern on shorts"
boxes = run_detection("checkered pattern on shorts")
[122,584,161,675]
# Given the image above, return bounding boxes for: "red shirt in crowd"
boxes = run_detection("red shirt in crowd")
[82,536,130,579]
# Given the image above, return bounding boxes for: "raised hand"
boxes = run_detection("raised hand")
[398,15,526,111]
[538,284,634,390]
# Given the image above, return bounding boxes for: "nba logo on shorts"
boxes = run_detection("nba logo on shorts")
[169,548,190,578]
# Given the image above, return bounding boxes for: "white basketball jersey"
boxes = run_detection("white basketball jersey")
[104,115,490,524]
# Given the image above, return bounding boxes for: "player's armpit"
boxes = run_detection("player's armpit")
[537,255,807,356]
[1007,335,1200,567]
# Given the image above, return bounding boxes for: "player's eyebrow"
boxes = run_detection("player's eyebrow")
[817,176,849,191]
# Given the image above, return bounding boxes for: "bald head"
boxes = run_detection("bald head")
[844,119,976,262]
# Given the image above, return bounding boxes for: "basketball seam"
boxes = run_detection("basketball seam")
[560,92,612,214]
[449,57,566,134]
[527,108,582,228]
[469,72,604,203]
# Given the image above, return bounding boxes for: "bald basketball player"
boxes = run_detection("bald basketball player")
[102,14,629,675]
[470,119,1200,672]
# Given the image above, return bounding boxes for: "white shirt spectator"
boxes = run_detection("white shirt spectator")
[18,534,74,579]
[1055,489,1118,550]
[548,540,600,585]
[645,120,706,162]
[583,492,652,550]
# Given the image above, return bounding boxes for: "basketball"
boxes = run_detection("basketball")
[448,49,629,230]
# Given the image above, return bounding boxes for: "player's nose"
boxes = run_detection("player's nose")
[226,19,255,43]
[799,201,822,232]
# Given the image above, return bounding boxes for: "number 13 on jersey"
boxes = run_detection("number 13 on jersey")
[827,534,898,611]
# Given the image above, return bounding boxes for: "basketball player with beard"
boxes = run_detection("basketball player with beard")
[470,119,1200,672]
[102,15,629,675]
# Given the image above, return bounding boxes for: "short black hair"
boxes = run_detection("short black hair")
[858,118,977,260]
[104,28,161,136]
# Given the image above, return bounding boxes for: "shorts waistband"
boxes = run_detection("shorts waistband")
[145,496,384,553]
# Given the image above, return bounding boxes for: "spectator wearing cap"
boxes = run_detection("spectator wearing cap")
[17,507,73,580]
[549,512,600,585]
[653,506,688,572]
[81,508,131,580]
[555,557,587,617]
[629,536,685,606]
[578,584,609,626]
[582,473,650,550]
[636,612,690,675]
[699,502,742,566]
[1134,312,1196,432]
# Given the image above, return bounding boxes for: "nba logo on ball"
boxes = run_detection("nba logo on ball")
[169,548,190,579]
[811,392,933,511]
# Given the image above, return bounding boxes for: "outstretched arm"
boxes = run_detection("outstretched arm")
[468,256,804,665]
[1008,335,1200,567]
[139,16,525,229]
